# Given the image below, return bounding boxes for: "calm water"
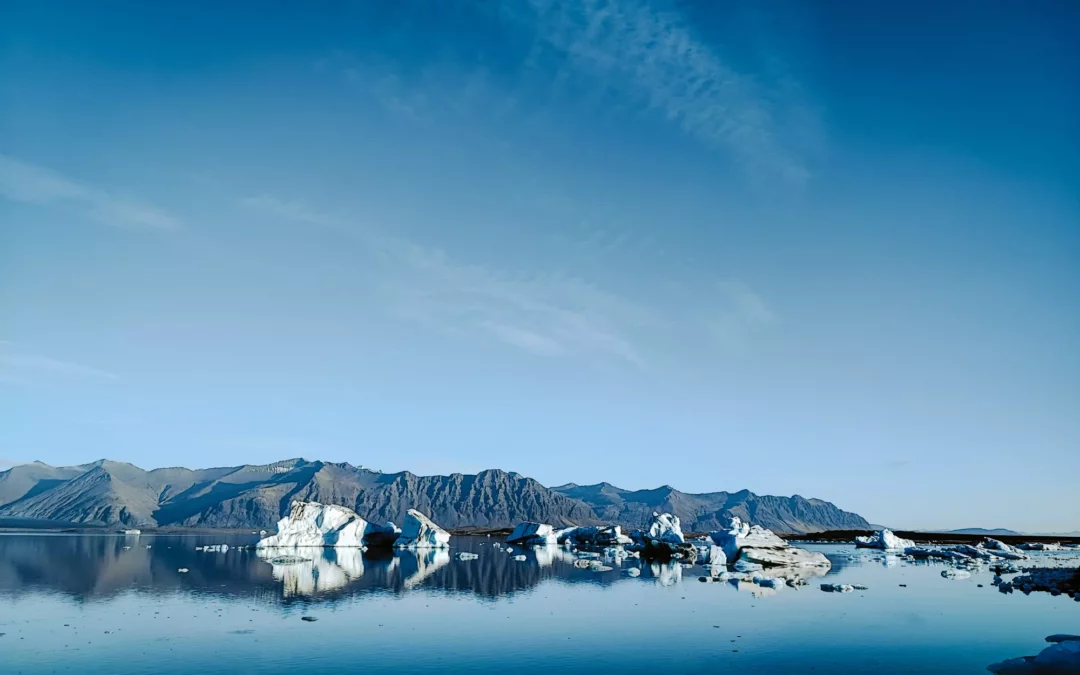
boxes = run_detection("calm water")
[1,533,1078,674]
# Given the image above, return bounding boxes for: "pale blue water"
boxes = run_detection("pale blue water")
[1,534,1077,674]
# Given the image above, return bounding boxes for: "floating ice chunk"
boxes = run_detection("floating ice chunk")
[987,637,1080,673]
[269,555,311,564]
[941,569,972,579]
[708,516,786,560]
[513,554,527,561]
[625,568,641,577]
[456,552,479,561]
[555,525,633,546]
[647,512,684,545]
[854,528,915,551]
[393,509,451,549]
[754,577,783,589]
[202,544,229,553]
[982,539,1029,560]
[1017,542,1062,551]
[507,522,558,546]
[257,501,398,549]
[739,546,831,568]
[177,568,189,573]
[820,583,854,593]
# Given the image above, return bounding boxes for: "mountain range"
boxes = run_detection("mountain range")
[0,458,870,534]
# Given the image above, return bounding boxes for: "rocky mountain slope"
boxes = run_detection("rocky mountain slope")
[550,482,870,533]
[0,459,867,533]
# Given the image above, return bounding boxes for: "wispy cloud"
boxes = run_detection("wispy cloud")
[243,195,777,366]
[516,0,813,182]
[0,342,119,383]
[0,154,181,231]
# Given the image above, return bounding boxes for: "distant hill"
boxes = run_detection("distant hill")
[550,482,869,534]
[940,528,1022,536]
[0,459,869,534]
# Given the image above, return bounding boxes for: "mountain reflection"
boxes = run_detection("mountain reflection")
[0,534,816,602]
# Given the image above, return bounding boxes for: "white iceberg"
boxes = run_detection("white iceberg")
[854,528,915,551]
[648,512,684,544]
[456,552,479,561]
[393,509,451,549]
[708,516,831,570]
[1017,542,1062,551]
[709,516,787,560]
[507,522,558,546]
[257,501,398,549]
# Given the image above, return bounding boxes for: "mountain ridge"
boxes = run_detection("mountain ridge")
[0,459,869,534]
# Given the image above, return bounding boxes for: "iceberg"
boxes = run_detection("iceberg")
[257,501,399,549]
[393,509,451,549]
[555,525,633,546]
[941,569,971,579]
[507,522,558,546]
[261,547,366,596]
[854,528,915,551]
[982,538,1029,560]
[708,516,831,570]
[456,552,479,561]
[630,513,698,560]
[987,636,1080,674]
[1017,542,1062,551]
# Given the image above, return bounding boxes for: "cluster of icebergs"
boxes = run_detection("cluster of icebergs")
[505,512,831,588]
[853,529,1032,563]
[256,501,450,551]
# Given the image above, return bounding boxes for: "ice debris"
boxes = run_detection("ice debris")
[456,552,479,561]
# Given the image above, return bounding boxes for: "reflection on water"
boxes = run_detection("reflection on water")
[3,534,1079,675]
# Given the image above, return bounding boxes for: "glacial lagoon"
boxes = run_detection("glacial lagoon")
[1,533,1078,674]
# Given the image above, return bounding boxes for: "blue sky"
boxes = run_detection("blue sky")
[2,1,1078,532]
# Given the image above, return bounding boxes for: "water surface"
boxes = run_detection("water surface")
[1,533,1077,674]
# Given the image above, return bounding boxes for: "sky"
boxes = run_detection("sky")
[1,0,1078,533]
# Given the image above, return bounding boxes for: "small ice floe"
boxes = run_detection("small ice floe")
[513,554,527,562]
[202,544,229,553]
[122,546,131,550]
[301,616,318,622]
[625,568,641,577]
[456,552,479,561]
[145,545,152,549]
[987,635,1080,673]
[506,546,514,553]
[855,528,915,551]
[269,555,310,565]
[177,568,189,573]
[507,522,558,546]
[904,546,967,560]
[589,563,614,572]
[852,584,868,590]
[941,569,972,580]
[820,583,854,593]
